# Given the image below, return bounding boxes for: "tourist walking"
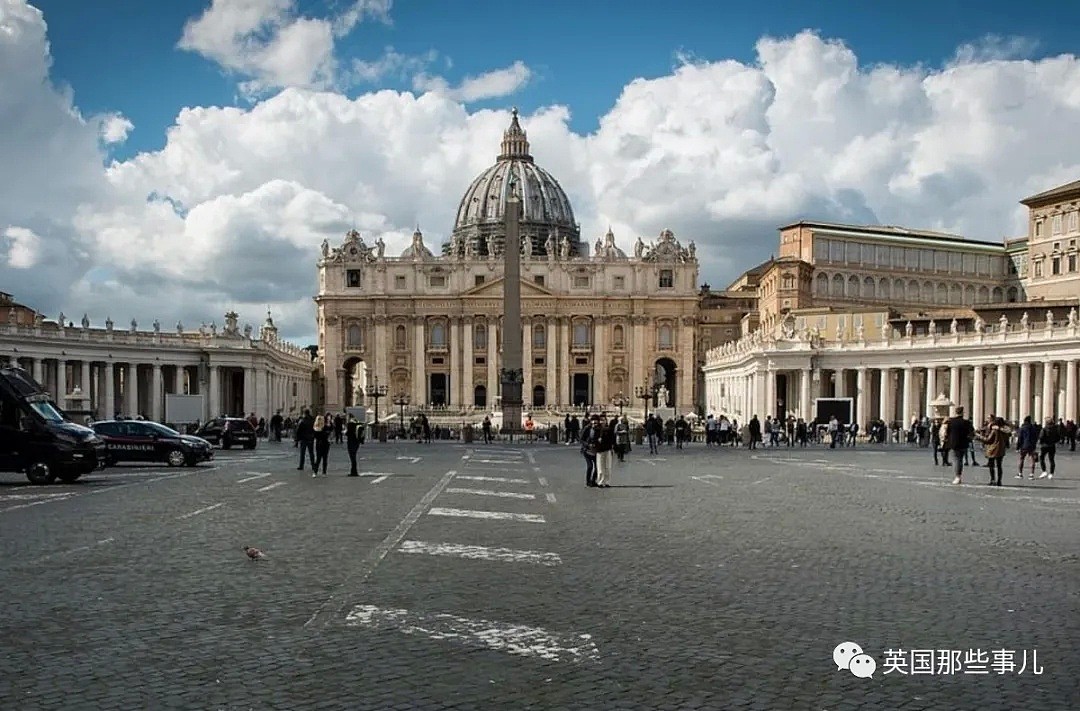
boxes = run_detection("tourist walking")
[270,410,283,441]
[581,416,599,487]
[312,412,333,476]
[945,407,973,485]
[978,417,1008,486]
[346,413,362,476]
[1016,416,1038,478]
[645,414,660,454]
[675,416,689,449]
[1038,417,1059,479]
[295,409,315,471]
[481,415,492,444]
[827,416,839,449]
[595,417,615,488]
[614,416,630,462]
[748,415,761,449]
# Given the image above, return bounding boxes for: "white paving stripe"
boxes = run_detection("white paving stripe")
[237,472,272,483]
[428,507,545,523]
[470,459,524,465]
[456,475,530,484]
[304,469,458,628]
[537,476,548,487]
[444,487,536,500]
[257,481,286,492]
[177,503,224,519]
[370,476,388,484]
[545,493,557,504]
[398,540,562,566]
[30,538,114,564]
[345,605,598,664]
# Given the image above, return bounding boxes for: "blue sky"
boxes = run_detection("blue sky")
[33,0,1080,159]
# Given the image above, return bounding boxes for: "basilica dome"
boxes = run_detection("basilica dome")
[450,109,582,258]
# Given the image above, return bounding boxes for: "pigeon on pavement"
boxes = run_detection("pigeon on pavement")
[243,546,266,560]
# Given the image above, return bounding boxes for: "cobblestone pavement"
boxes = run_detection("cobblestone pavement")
[1,438,1077,710]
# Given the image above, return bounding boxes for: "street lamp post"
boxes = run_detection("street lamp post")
[635,383,655,422]
[364,377,388,433]
[393,392,409,437]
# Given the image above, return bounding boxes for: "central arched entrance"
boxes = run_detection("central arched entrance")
[654,357,677,408]
[342,357,366,407]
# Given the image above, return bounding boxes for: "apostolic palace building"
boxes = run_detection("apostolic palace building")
[3,109,1079,432]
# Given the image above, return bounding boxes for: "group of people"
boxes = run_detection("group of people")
[931,410,1064,486]
[292,408,365,477]
[580,414,633,487]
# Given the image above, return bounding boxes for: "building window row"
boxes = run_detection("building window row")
[813,238,1002,276]
[814,271,1017,304]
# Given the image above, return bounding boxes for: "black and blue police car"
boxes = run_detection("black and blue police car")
[90,419,213,467]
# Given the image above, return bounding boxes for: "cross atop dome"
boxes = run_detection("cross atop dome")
[498,107,532,162]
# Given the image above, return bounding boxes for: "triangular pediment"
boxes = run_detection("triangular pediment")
[463,276,555,298]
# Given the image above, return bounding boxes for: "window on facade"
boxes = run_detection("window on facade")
[1069,254,1078,272]
[346,270,362,287]
[573,322,590,346]
[829,241,844,262]
[934,251,947,271]
[892,246,904,268]
[430,323,446,347]
[1069,211,1079,233]
[659,269,674,288]
[394,275,407,289]
[906,249,919,268]
[347,324,362,347]
[815,273,828,295]
[1052,214,1063,234]
[876,245,888,265]
[395,325,406,349]
[977,255,989,275]
[1034,261,1044,278]
[921,250,934,271]
[534,275,545,286]
[613,324,625,349]
[962,254,974,273]
[573,275,590,288]
[473,325,486,349]
[1052,257,1061,275]
[474,275,485,287]
[814,239,829,261]
[831,274,844,297]
[949,252,962,272]
[614,275,625,290]
[532,324,545,348]
[1035,221,1042,237]
[658,324,673,350]
[862,277,875,298]
[782,274,795,289]
[429,275,446,288]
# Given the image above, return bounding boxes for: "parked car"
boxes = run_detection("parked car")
[91,420,213,467]
[196,417,257,449]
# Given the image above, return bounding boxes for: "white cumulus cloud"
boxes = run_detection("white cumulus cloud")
[99,113,133,144]
[3,226,42,268]
[413,61,533,102]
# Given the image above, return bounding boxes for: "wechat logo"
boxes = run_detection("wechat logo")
[834,642,877,679]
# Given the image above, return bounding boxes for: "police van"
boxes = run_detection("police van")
[0,365,107,484]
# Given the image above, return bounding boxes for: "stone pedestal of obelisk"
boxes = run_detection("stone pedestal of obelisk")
[500,190,524,433]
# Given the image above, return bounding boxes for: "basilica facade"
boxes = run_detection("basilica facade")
[315,111,700,417]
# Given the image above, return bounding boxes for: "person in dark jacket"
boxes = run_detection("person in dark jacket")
[977,417,1009,486]
[595,418,615,488]
[346,413,363,476]
[581,416,599,487]
[295,409,315,471]
[1016,416,1038,479]
[747,416,761,450]
[945,407,973,484]
[674,416,689,449]
[312,413,333,476]
[1037,418,1059,480]
[270,411,283,442]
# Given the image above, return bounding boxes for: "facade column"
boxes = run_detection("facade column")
[924,367,936,418]
[151,364,163,422]
[242,367,254,416]
[462,318,474,408]
[208,365,220,419]
[1067,360,1075,421]
[1042,361,1055,421]
[994,364,1008,420]
[834,368,846,398]
[450,317,462,408]
[593,317,606,407]
[949,365,960,413]
[521,317,533,407]
[878,368,891,430]
[413,319,426,405]
[855,367,867,428]
[902,366,914,426]
[546,317,557,408]
[972,365,985,424]
[559,318,570,406]
[173,365,184,396]
[763,368,775,420]
[801,369,812,421]
[104,362,115,419]
[54,360,67,410]
[632,317,646,400]
[487,316,498,408]
[1018,362,1031,421]
[32,357,44,385]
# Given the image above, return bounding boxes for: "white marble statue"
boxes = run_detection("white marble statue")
[81,314,89,329]
[153,319,160,334]
[634,237,645,258]
[1020,311,1030,330]
[522,235,533,258]
[177,321,184,334]
[656,385,670,407]
[974,315,985,334]
[905,321,913,337]
[58,312,65,328]
[376,237,385,258]
[594,237,603,257]
[560,235,570,260]
[949,318,958,335]
[544,232,555,260]
[688,241,696,260]
[130,318,138,332]
[487,233,497,259]
[999,314,1009,332]
[928,319,937,336]
[321,239,330,258]
[1046,310,1055,329]
[1069,307,1078,327]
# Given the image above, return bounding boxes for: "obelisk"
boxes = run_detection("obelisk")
[501,181,524,432]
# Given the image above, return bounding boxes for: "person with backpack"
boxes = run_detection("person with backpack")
[614,416,631,462]
[346,413,363,477]
[977,416,1009,486]
[1016,415,1039,479]
[595,417,615,488]
[581,416,599,487]
[295,409,315,471]
[1038,417,1059,480]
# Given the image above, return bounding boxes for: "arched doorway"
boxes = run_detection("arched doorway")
[342,357,365,407]
[532,385,546,408]
[572,374,591,406]
[654,357,677,408]
[474,384,487,408]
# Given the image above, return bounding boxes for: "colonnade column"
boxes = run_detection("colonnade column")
[924,367,936,418]
[948,366,960,413]
[972,365,984,424]
[1018,362,1031,421]
[855,367,867,428]
[902,366,913,426]
[413,319,426,405]
[593,317,607,407]
[152,364,163,422]
[450,317,462,408]
[878,369,891,430]
[1066,360,1078,424]
[103,363,115,419]
[462,318,474,408]
[995,364,1007,419]
[1042,362,1055,421]
[208,365,220,419]
[126,364,140,417]
[763,368,775,420]
[545,317,556,408]
[32,358,44,385]
[173,365,184,396]
[834,368,846,398]
[801,369,812,421]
